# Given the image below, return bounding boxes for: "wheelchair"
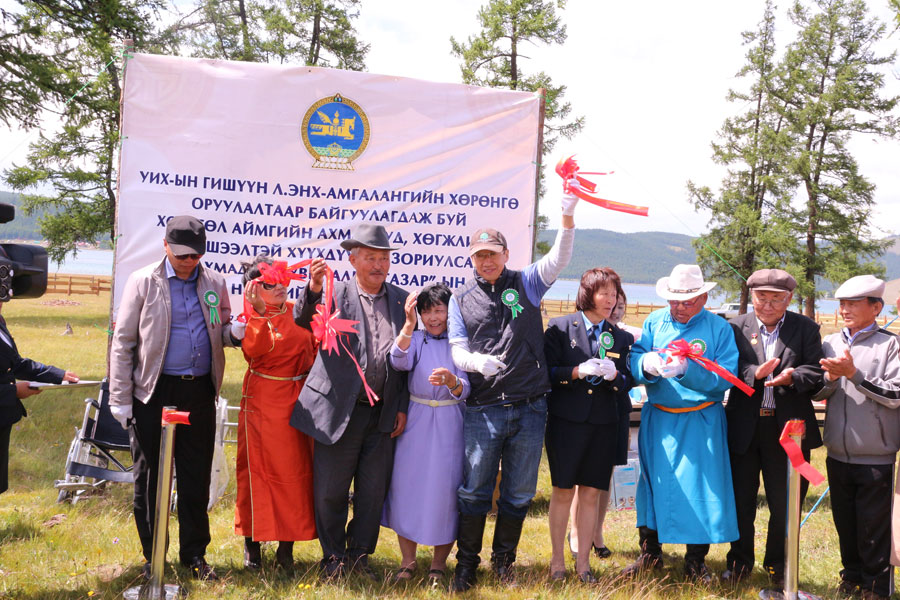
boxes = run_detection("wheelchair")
[55,379,134,504]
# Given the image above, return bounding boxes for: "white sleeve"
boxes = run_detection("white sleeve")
[536,226,575,286]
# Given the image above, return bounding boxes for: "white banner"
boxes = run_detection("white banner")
[115,53,541,317]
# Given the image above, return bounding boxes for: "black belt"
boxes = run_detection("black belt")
[476,394,544,409]
[161,373,211,381]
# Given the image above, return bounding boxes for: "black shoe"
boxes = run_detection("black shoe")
[244,538,262,570]
[684,560,712,584]
[141,562,151,581]
[452,564,478,593]
[320,556,344,581]
[765,565,785,588]
[838,578,861,597]
[592,543,612,559]
[721,566,750,584]
[349,554,379,581]
[187,556,219,581]
[275,542,294,571]
[621,553,663,577]
[579,570,598,584]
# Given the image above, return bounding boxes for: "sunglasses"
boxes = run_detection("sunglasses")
[174,253,202,261]
[260,281,282,290]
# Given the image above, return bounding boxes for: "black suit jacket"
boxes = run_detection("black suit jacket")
[726,310,824,454]
[544,313,633,424]
[289,278,410,445]
[0,316,65,431]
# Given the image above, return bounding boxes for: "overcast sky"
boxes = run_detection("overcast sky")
[1,0,898,240]
[356,0,900,238]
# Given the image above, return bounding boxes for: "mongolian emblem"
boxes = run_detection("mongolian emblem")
[301,94,370,170]
[689,338,707,355]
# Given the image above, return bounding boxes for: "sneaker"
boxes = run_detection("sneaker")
[186,556,219,581]
[621,553,664,577]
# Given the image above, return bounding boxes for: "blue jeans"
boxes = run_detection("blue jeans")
[457,396,547,518]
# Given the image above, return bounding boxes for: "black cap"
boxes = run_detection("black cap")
[165,216,206,255]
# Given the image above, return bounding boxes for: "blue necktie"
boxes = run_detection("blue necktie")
[589,325,599,356]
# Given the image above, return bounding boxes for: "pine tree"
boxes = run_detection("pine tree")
[2,0,165,262]
[688,0,798,312]
[451,0,583,255]
[773,0,898,316]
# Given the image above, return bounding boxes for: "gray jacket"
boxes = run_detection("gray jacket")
[109,259,236,408]
[815,326,900,465]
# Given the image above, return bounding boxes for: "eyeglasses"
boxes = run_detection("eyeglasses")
[174,253,202,261]
[668,297,699,308]
[752,294,790,307]
[260,282,282,290]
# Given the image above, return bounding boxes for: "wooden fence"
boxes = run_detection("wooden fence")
[45,274,112,295]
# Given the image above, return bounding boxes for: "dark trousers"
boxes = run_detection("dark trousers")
[827,456,894,597]
[0,424,10,494]
[313,401,393,560]
[727,415,810,574]
[639,526,709,563]
[130,374,216,564]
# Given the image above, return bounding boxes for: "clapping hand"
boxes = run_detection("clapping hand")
[820,349,856,381]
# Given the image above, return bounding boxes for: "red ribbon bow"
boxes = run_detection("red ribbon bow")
[555,155,649,217]
[239,260,311,322]
[664,339,755,396]
[779,420,825,485]
[309,264,381,406]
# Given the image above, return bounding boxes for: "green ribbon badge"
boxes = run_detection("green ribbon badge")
[501,288,524,319]
[597,331,614,358]
[204,290,221,326]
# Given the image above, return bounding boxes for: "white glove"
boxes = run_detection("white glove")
[642,352,664,377]
[596,358,618,381]
[577,358,605,379]
[471,353,507,378]
[659,353,688,378]
[109,403,133,430]
[561,179,580,216]
[230,319,246,341]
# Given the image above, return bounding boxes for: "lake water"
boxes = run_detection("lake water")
[55,249,846,313]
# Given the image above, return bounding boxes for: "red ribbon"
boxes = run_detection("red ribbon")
[555,155,649,217]
[779,420,825,485]
[664,339,755,396]
[161,409,191,426]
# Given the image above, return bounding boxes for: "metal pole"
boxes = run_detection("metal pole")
[124,407,189,600]
[759,418,822,600]
[146,407,178,596]
[783,421,802,600]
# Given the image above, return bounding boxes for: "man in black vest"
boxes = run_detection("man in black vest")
[723,268,823,586]
[447,192,577,591]
[291,224,409,581]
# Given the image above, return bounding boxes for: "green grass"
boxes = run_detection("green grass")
[0,293,856,599]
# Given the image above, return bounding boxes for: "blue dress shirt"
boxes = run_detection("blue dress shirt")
[162,258,212,376]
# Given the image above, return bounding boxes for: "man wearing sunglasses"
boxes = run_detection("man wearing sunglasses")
[109,215,239,582]
[723,269,824,587]
[624,264,739,583]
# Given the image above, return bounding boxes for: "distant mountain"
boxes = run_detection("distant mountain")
[0,190,45,240]
[540,228,900,284]
[538,229,696,283]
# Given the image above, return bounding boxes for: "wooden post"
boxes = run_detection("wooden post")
[529,88,547,263]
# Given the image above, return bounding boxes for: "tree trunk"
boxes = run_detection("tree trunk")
[308,8,321,65]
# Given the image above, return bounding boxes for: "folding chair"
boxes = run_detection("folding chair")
[55,379,134,504]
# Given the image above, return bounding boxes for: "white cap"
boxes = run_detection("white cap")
[834,274,885,300]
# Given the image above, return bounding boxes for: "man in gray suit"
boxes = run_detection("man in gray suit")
[291,224,409,580]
